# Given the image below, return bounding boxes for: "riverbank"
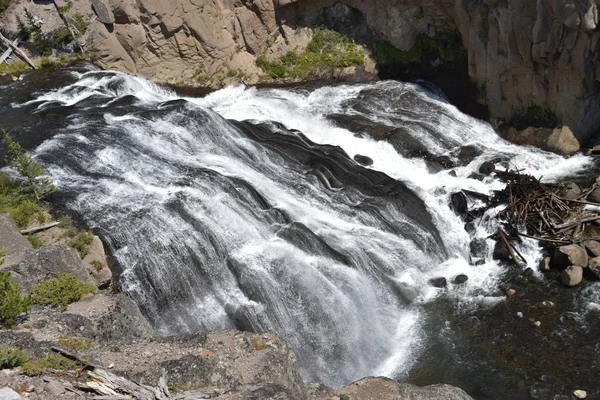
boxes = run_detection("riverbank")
[0,212,475,399]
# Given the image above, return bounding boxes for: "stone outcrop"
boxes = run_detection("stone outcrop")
[502,126,581,155]
[2,0,599,141]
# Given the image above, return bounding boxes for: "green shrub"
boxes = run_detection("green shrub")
[0,346,31,369]
[511,105,558,129]
[68,231,93,259]
[0,271,32,326]
[0,0,11,14]
[0,250,4,266]
[26,234,43,248]
[31,273,96,311]
[90,259,104,272]
[71,13,88,37]
[2,129,55,201]
[57,336,93,350]
[0,61,29,76]
[256,28,365,79]
[0,172,47,228]
[22,353,79,375]
[57,0,72,14]
[53,26,73,47]
[372,31,466,66]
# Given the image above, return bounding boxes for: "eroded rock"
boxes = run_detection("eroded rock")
[332,377,474,400]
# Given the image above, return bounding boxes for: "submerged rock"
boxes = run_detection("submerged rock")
[450,192,468,215]
[429,277,448,288]
[353,154,373,166]
[560,265,583,286]
[454,274,469,284]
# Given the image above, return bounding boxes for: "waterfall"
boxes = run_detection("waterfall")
[13,69,592,387]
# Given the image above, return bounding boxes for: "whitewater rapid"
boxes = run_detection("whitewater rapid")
[15,69,594,387]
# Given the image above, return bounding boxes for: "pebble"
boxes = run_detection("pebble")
[542,301,555,307]
[574,390,587,399]
[533,321,541,328]
[108,363,114,369]
[506,288,516,296]
[45,380,65,396]
[515,312,523,318]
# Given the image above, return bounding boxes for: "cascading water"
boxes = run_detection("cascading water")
[4,66,597,391]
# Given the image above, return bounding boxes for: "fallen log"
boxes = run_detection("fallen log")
[0,30,36,69]
[20,221,60,235]
[0,38,19,64]
[552,216,600,231]
[498,228,521,266]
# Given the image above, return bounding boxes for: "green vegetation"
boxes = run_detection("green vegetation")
[255,28,365,79]
[58,336,94,350]
[0,345,82,374]
[0,271,32,326]
[90,259,104,272]
[31,272,96,311]
[0,61,29,76]
[57,0,72,14]
[26,234,43,248]
[512,105,558,129]
[67,231,94,258]
[23,8,52,56]
[0,130,54,228]
[372,31,466,66]
[22,353,80,375]
[0,0,11,14]
[2,130,55,201]
[0,345,31,369]
[0,250,4,266]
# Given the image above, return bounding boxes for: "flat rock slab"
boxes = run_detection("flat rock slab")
[6,245,94,292]
[0,213,32,265]
[330,378,474,400]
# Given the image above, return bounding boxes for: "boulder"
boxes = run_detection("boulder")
[353,154,373,166]
[493,240,511,261]
[554,244,588,268]
[588,256,600,279]
[503,126,580,155]
[583,240,600,257]
[332,377,474,400]
[561,182,582,200]
[0,213,32,266]
[91,0,115,24]
[454,274,468,284]
[5,245,94,292]
[429,277,448,288]
[450,192,468,215]
[560,265,583,286]
[589,187,600,203]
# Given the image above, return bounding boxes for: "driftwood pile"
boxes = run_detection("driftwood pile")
[480,162,600,266]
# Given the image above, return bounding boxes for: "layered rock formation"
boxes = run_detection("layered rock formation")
[2,0,599,141]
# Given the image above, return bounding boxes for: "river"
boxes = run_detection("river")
[1,63,599,399]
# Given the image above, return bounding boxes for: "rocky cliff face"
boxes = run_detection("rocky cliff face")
[2,0,598,138]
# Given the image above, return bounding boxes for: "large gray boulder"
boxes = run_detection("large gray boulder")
[5,245,94,292]
[554,244,588,268]
[0,213,32,265]
[332,377,474,400]
[91,0,115,24]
